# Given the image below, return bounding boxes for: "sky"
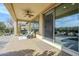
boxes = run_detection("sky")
[56,13,79,28]
[0,3,13,28]
[0,3,11,23]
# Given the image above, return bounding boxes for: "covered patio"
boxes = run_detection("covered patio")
[0,3,78,56]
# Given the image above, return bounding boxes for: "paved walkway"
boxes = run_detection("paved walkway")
[0,36,70,56]
[0,35,13,49]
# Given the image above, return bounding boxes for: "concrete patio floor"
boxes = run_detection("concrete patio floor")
[0,36,70,56]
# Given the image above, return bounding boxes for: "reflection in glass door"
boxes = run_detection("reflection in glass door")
[55,3,79,54]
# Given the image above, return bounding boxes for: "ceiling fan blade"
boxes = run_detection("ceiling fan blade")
[23,8,34,18]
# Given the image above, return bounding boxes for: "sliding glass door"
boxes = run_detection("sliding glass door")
[43,3,79,55]
[55,3,79,53]
[44,12,54,41]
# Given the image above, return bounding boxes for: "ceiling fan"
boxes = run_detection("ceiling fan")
[23,8,34,18]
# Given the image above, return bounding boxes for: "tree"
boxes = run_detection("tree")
[0,22,6,35]
[6,18,14,34]
[0,22,6,31]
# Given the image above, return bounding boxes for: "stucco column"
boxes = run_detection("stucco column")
[14,20,19,36]
[39,14,44,36]
[29,22,31,32]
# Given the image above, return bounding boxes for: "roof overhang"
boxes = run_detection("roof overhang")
[4,3,54,22]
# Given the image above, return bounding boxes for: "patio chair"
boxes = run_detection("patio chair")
[27,31,34,39]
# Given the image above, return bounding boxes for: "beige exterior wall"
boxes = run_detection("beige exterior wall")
[39,14,44,36]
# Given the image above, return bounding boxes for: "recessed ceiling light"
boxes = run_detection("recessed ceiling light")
[72,3,75,5]
[63,6,66,8]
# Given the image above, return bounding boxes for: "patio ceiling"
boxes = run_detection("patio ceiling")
[4,3,52,21]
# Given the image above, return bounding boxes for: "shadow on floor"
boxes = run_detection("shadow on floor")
[0,49,71,56]
[0,49,56,56]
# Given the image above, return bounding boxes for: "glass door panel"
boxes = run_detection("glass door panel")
[55,3,79,53]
